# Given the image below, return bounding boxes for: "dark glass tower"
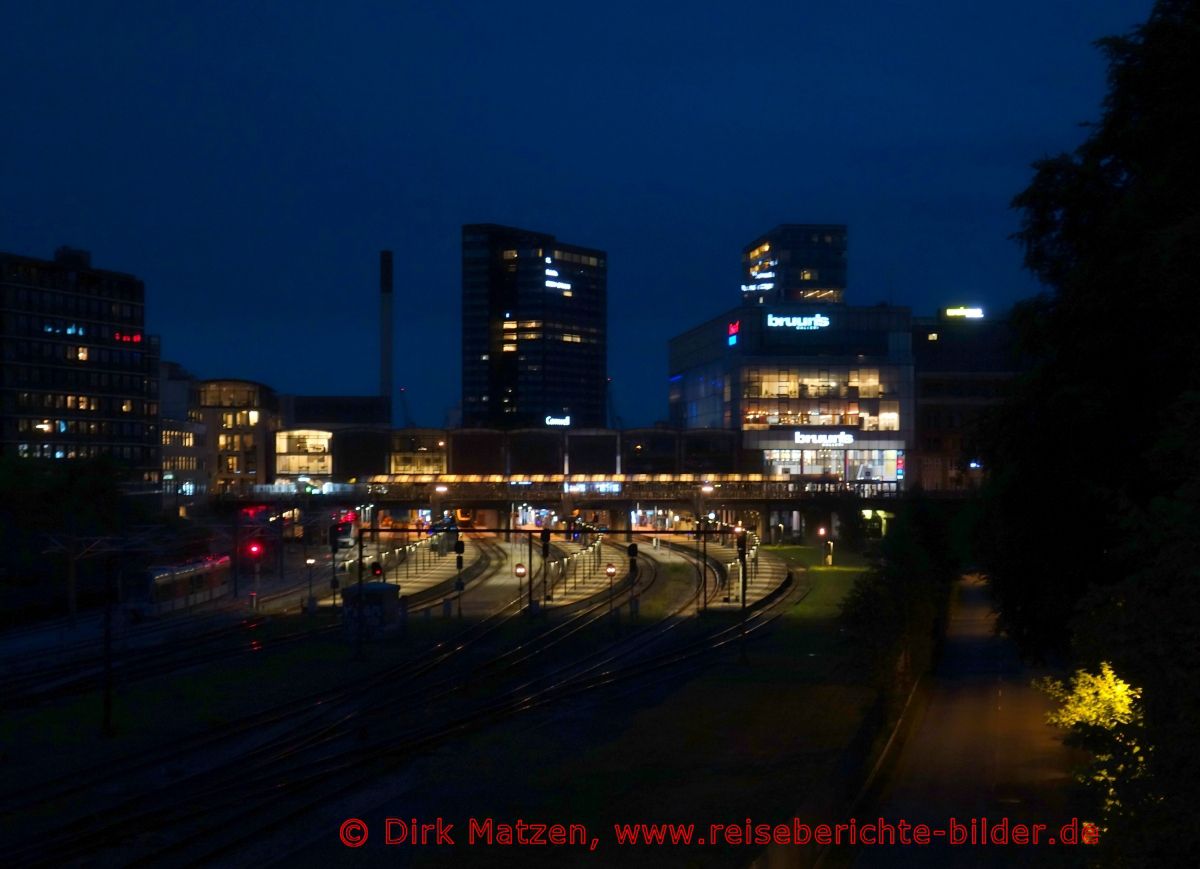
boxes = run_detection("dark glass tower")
[461,225,606,429]
[741,224,847,305]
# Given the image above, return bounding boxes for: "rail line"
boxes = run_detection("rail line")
[7,543,802,867]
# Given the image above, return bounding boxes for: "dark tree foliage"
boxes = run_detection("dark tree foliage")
[1069,393,1200,866]
[981,0,1200,657]
[841,499,956,695]
[980,2,1200,862]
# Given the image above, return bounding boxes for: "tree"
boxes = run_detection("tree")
[980,2,1200,862]
[980,0,1200,656]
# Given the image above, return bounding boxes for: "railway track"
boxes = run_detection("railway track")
[0,535,502,706]
[6,542,800,867]
[1,535,642,847]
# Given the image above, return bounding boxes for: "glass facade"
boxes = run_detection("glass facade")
[461,225,607,429]
[741,225,847,305]
[668,302,914,489]
[741,366,905,430]
[275,429,332,477]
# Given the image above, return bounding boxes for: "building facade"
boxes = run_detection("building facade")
[159,361,207,512]
[1,247,160,481]
[668,303,914,493]
[195,379,280,495]
[741,225,848,305]
[461,224,607,429]
[911,306,1017,490]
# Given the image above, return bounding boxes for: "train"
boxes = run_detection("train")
[126,555,232,618]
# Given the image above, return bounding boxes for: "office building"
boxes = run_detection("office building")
[1,247,160,481]
[741,224,847,305]
[911,305,1018,490]
[159,361,207,512]
[669,302,914,493]
[461,224,606,429]
[195,379,280,495]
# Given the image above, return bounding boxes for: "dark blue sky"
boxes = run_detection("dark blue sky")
[2,0,1153,426]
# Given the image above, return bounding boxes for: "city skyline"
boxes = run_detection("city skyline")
[1,1,1155,426]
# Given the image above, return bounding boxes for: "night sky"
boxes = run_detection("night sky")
[2,0,1153,427]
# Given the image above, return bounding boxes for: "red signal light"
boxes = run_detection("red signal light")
[248,542,262,556]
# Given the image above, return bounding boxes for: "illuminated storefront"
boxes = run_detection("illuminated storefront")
[275,429,332,478]
[668,303,913,492]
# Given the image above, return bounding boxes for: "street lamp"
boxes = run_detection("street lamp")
[514,562,527,602]
[606,562,617,616]
[305,557,316,614]
[697,484,714,610]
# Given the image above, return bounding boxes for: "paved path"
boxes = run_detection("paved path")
[846,576,1087,868]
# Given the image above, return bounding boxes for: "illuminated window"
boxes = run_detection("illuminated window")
[502,249,518,260]
[928,332,939,341]
[502,343,517,352]
[248,410,259,425]
[879,401,900,431]
[76,347,88,361]
[562,290,573,297]
[121,400,133,413]
[502,321,517,330]
[562,333,581,343]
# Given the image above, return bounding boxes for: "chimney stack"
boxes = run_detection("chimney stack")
[380,250,394,420]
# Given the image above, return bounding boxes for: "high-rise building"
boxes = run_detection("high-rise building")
[461,224,606,429]
[741,224,847,305]
[0,247,160,481]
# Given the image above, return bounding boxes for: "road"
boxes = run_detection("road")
[844,575,1089,867]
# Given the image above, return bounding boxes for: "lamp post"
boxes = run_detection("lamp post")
[697,484,714,611]
[305,556,316,614]
[605,563,617,616]
[818,525,833,565]
[735,524,749,658]
[514,562,527,607]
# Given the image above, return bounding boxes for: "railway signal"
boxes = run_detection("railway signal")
[370,561,383,578]
[540,527,551,559]
[246,540,263,610]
